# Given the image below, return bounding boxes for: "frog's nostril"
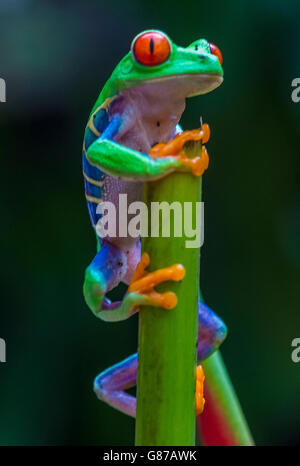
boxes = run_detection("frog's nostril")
[198,54,206,60]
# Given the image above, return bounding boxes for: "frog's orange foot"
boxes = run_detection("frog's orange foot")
[149,123,210,158]
[172,144,209,176]
[195,365,205,416]
[128,253,185,309]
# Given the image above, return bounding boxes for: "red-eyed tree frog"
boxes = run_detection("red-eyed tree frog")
[82,30,226,417]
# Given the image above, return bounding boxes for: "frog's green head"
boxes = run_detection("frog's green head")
[103,30,223,99]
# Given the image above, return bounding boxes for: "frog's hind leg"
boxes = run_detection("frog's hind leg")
[94,301,227,418]
[83,241,128,317]
[197,301,227,362]
[196,301,227,416]
[94,353,138,418]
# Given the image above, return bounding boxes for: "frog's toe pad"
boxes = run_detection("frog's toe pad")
[195,365,205,416]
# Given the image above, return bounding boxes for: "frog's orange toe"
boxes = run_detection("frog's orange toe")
[173,145,209,177]
[149,124,210,159]
[144,290,178,309]
[130,252,150,283]
[200,123,210,144]
[195,365,205,416]
[128,254,185,310]
[128,262,185,294]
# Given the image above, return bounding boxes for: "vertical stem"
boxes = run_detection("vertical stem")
[135,142,202,446]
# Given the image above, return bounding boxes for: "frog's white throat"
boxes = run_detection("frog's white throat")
[113,73,222,154]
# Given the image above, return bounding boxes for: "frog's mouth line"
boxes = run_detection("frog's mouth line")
[127,73,223,97]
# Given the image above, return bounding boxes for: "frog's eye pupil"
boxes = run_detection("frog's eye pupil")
[149,38,154,54]
[209,43,223,65]
[133,31,171,66]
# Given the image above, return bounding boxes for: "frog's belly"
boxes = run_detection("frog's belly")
[103,176,143,249]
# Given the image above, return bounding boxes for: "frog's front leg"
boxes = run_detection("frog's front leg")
[86,116,208,181]
[84,248,185,322]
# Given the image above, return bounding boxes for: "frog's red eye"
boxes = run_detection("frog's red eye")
[132,31,171,66]
[209,43,223,65]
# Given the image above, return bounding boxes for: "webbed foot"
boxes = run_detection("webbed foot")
[149,124,210,176]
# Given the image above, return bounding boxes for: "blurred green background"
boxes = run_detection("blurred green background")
[0,0,299,446]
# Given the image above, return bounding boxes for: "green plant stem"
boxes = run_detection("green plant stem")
[135,141,202,446]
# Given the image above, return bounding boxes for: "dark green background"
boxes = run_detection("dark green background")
[0,0,299,445]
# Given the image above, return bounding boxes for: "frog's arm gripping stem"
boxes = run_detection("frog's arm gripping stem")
[86,116,210,180]
[86,116,181,181]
